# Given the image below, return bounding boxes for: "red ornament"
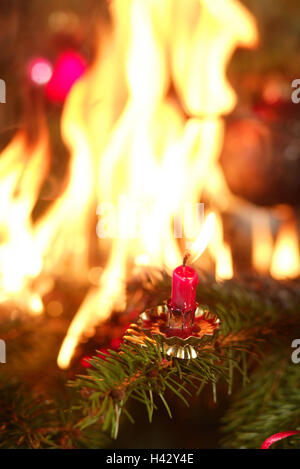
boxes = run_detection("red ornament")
[45,51,86,103]
[261,431,300,449]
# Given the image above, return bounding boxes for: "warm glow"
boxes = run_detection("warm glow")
[135,254,151,266]
[252,211,273,274]
[189,213,216,263]
[270,218,300,280]
[215,242,233,281]
[0,0,257,368]
[0,129,49,311]
[34,74,96,282]
[57,0,256,367]
[209,213,233,280]
[58,0,256,367]
[29,58,53,85]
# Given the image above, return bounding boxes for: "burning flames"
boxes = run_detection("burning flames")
[0,128,49,313]
[2,0,298,369]
[270,214,300,280]
[252,208,300,279]
[58,0,257,368]
[252,210,273,275]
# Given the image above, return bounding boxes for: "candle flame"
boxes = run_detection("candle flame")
[188,213,216,264]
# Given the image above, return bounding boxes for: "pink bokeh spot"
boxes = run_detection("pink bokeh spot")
[29,58,53,85]
[45,51,86,103]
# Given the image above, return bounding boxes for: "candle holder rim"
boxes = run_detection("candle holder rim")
[136,301,221,346]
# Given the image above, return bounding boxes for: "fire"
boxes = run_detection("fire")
[0,0,258,368]
[270,216,300,280]
[189,213,216,264]
[34,77,96,281]
[0,129,49,313]
[252,210,273,275]
[209,212,233,280]
[58,0,255,367]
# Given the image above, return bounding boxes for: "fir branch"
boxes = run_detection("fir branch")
[70,331,271,439]
[70,278,300,442]
[0,379,109,449]
[221,357,300,449]
[1,277,300,447]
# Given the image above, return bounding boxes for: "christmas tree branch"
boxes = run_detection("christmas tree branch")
[70,286,298,441]
[0,378,110,449]
[1,277,300,448]
[221,356,300,449]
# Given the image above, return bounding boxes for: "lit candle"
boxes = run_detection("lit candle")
[171,265,198,312]
[169,253,199,330]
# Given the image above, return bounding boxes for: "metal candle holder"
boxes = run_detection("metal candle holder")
[124,300,220,359]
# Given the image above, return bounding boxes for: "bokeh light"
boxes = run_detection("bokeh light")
[45,51,86,103]
[29,57,53,85]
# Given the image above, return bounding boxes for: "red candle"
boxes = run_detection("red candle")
[171,264,198,313]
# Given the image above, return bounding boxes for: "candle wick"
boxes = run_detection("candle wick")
[183,251,190,268]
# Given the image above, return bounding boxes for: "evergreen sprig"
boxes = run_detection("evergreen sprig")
[221,357,300,449]
[1,277,300,448]
[70,338,247,440]
[0,378,109,449]
[70,276,297,441]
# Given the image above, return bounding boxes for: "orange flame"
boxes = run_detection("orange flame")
[252,210,273,275]
[209,212,233,280]
[58,0,255,367]
[0,129,49,313]
[34,78,96,281]
[189,213,216,264]
[270,217,300,280]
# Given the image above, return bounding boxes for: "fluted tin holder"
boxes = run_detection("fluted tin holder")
[124,300,220,359]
